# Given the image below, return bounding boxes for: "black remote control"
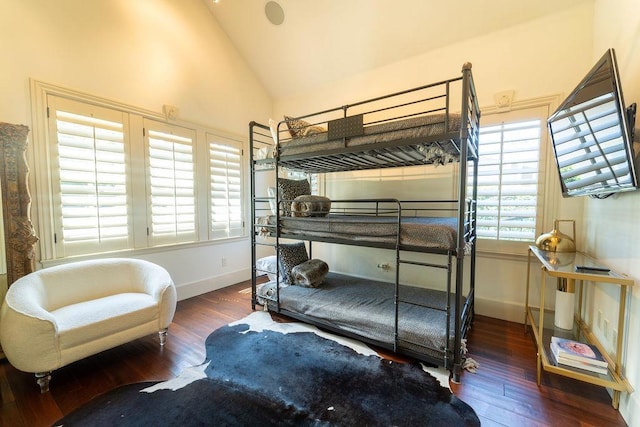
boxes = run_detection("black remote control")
[575,265,610,273]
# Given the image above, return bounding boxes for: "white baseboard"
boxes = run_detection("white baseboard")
[620,390,637,427]
[475,297,525,324]
[177,272,528,325]
[176,268,250,301]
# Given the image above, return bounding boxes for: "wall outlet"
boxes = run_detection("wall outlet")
[221,256,227,267]
[377,263,391,271]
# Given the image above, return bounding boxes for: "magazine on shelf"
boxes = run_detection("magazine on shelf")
[549,348,609,375]
[550,337,608,368]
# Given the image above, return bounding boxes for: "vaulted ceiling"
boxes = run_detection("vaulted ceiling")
[206,0,593,99]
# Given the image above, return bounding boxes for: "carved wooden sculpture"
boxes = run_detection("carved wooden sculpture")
[1,123,38,286]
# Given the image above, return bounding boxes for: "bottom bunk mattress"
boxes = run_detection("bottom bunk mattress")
[257,272,466,361]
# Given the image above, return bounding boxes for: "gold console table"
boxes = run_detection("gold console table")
[525,246,633,409]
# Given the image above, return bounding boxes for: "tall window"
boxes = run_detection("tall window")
[209,135,243,239]
[49,96,132,256]
[473,107,547,243]
[144,120,197,245]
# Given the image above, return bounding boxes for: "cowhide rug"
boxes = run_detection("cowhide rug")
[54,312,480,426]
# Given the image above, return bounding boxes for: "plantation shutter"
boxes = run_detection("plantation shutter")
[48,96,132,256]
[144,120,197,245]
[209,135,243,239]
[474,118,542,241]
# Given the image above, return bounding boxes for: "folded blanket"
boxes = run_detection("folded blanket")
[291,195,331,217]
[256,216,269,237]
[291,259,329,288]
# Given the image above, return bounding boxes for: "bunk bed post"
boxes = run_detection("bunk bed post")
[452,62,474,383]
[467,65,480,328]
[274,125,281,313]
[249,122,258,310]
[394,200,402,353]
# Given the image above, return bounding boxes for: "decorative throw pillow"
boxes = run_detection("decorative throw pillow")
[268,118,280,145]
[267,186,278,215]
[291,259,329,288]
[256,255,277,281]
[291,195,331,217]
[284,115,326,139]
[277,242,309,284]
[277,178,310,216]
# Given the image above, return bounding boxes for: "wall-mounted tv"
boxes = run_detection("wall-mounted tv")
[548,48,638,198]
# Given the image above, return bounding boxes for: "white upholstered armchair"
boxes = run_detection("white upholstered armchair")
[0,258,177,392]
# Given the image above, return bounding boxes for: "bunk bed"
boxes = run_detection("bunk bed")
[250,63,480,382]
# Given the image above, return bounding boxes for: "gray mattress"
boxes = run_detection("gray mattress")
[278,215,460,250]
[258,272,463,358]
[278,114,462,159]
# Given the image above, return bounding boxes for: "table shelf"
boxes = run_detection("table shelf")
[525,246,633,409]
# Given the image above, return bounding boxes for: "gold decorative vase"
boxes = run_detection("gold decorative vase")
[535,219,576,253]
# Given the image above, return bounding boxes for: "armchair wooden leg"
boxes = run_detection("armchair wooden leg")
[159,328,168,346]
[35,371,51,393]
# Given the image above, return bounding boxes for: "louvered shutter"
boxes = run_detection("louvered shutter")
[209,136,243,239]
[473,119,542,241]
[49,96,132,256]
[144,120,197,245]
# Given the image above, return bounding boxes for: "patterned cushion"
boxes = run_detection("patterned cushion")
[291,195,331,217]
[284,115,326,139]
[291,259,329,288]
[278,242,309,284]
[277,178,311,216]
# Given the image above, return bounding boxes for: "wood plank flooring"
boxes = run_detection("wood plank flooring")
[0,281,627,426]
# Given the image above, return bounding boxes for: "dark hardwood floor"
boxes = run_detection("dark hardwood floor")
[0,281,626,426]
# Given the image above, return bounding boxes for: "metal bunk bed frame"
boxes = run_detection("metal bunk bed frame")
[249,63,480,382]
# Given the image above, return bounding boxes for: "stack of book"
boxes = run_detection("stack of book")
[550,336,609,375]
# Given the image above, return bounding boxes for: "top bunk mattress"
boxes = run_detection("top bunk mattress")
[275,114,463,172]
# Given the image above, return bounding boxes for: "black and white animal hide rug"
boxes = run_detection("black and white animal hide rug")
[54,312,480,426]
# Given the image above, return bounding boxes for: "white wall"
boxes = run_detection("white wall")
[273,2,640,422]
[275,4,594,118]
[588,0,640,423]
[273,3,593,322]
[0,0,272,298]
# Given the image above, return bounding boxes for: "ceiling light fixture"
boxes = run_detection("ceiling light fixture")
[265,1,285,26]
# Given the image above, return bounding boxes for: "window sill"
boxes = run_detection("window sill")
[39,236,248,269]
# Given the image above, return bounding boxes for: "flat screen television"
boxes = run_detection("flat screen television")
[548,48,638,198]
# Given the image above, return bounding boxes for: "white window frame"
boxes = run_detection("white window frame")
[30,79,246,263]
[474,100,559,256]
